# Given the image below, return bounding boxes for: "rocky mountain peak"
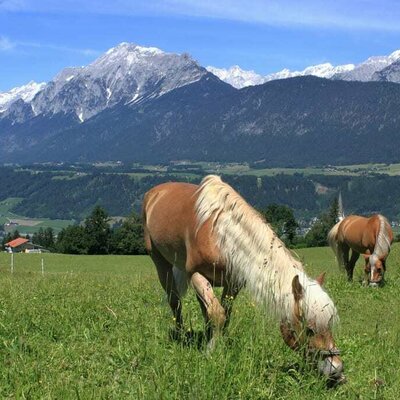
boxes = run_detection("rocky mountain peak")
[27,43,207,122]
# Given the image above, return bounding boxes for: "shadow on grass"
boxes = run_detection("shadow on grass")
[168,328,237,351]
[169,328,209,350]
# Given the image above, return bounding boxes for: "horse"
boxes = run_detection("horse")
[142,175,345,384]
[328,214,393,286]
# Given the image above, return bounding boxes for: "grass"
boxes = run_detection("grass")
[0,245,399,399]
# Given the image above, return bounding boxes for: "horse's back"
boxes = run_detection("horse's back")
[338,214,387,253]
[142,181,221,277]
[143,182,197,263]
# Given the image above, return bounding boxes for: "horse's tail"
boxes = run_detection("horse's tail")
[141,191,152,253]
[338,192,345,222]
[328,221,345,269]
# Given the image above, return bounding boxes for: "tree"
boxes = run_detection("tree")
[56,225,88,254]
[54,206,146,255]
[33,227,55,250]
[260,204,299,246]
[43,227,55,250]
[109,212,146,255]
[1,232,12,250]
[84,206,111,254]
[305,197,339,247]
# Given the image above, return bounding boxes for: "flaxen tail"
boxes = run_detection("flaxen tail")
[328,221,345,269]
[338,192,345,222]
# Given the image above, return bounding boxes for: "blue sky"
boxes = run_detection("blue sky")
[1,0,400,91]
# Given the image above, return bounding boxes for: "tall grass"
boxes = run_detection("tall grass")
[0,246,399,399]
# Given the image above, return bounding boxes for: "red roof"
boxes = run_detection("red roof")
[5,238,29,248]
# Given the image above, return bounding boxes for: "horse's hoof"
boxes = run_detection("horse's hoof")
[169,328,183,342]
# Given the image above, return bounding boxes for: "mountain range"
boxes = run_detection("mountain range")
[1,43,400,166]
[207,49,400,88]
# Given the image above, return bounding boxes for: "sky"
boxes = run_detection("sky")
[1,0,400,91]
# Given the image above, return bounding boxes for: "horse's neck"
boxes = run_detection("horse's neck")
[373,215,391,257]
[218,216,304,321]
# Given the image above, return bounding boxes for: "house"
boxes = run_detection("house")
[4,238,49,253]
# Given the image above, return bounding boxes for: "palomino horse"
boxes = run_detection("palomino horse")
[143,175,345,384]
[328,214,393,286]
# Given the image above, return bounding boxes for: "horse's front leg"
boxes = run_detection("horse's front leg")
[191,272,226,353]
[221,283,241,332]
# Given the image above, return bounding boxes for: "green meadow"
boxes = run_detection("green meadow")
[0,198,73,235]
[0,245,399,399]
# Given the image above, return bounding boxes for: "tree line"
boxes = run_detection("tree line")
[1,206,146,255]
[2,166,400,221]
[2,199,397,255]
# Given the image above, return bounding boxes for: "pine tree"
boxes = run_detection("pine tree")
[305,197,339,247]
[84,206,111,254]
[260,204,299,246]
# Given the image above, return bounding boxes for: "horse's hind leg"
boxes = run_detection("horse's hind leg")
[151,247,183,334]
[348,250,360,282]
[191,272,226,352]
[339,243,352,281]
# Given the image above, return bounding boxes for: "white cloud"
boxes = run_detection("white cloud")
[2,0,400,32]
[23,42,100,57]
[0,36,99,56]
[159,0,400,32]
[0,35,15,50]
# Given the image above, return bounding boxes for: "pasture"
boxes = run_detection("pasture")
[0,197,73,235]
[0,245,399,399]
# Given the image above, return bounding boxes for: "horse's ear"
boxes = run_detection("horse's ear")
[292,275,303,301]
[315,272,326,286]
[362,254,370,261]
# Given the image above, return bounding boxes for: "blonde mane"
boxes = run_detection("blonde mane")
[195,175,337,332]
[374,215,392,258]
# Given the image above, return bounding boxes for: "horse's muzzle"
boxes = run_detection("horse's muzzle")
[368,279,384,288]
[317,355,345,385]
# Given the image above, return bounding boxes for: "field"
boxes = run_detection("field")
[0,198,73,234]
[23,161,400,178]
[198,162,400,177]
[0,245,399,399]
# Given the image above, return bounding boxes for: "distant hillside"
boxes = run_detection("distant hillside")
[1,42,400,166]
[2,76,400,166]
[1,167,400,220]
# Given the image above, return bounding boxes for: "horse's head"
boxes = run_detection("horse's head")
[280,273,345,385]
[363,253,385,287]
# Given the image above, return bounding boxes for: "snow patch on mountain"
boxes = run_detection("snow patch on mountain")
[372,58,400,83]
[208,49,400,87]
[206,65,265,89]
[30,42,207,121]
[0,81,46,112]
[265,63,355,81]
[208,62,355,88]
[333,49,400,81]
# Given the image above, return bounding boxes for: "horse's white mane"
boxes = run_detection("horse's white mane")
[374,215,392,258]
[195,175,338,332]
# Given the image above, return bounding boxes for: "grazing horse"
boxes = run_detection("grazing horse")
[143,175,345,384]
[328,214,393,286]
